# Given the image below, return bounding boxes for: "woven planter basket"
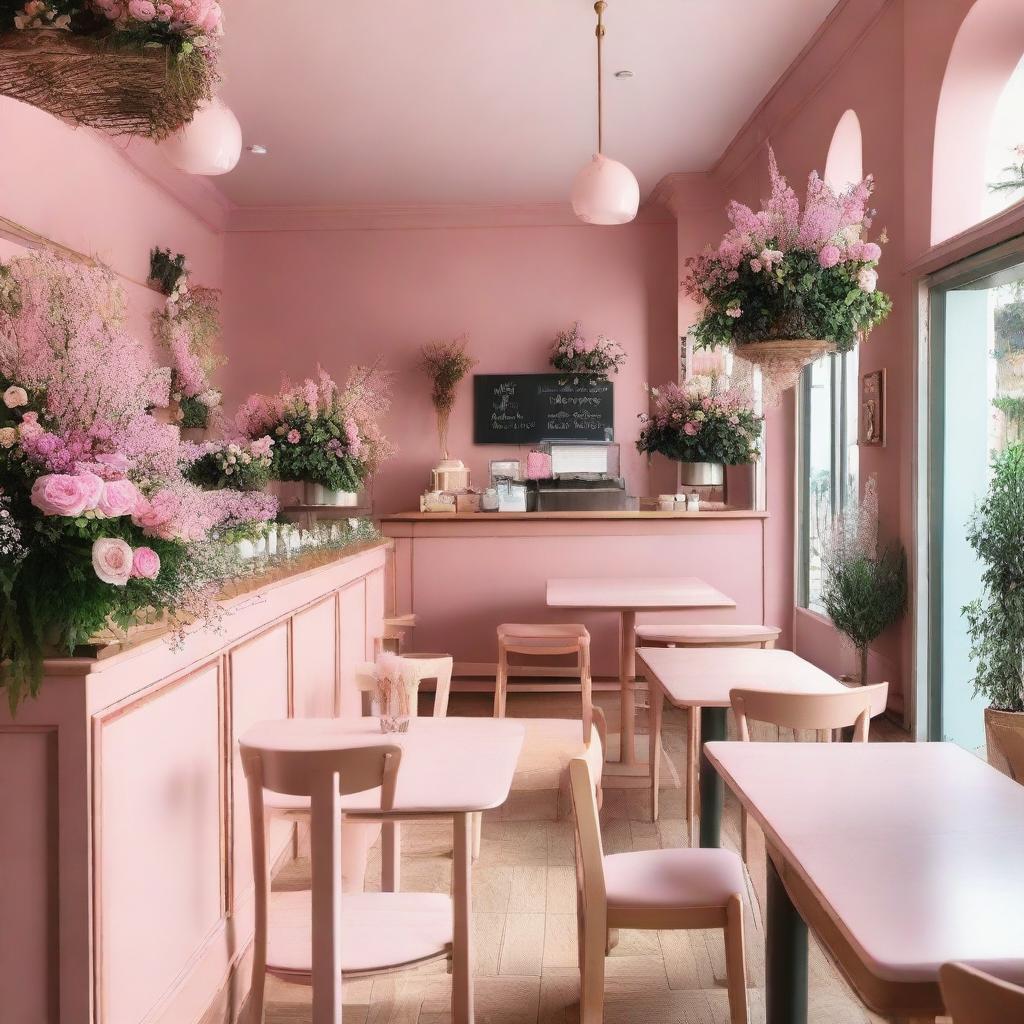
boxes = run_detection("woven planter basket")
[0,28,208,138]
[733,338,836,407]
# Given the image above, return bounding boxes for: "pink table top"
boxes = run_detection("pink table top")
[546,576,735,611]
[637,646,843,708]
[242,717,525,814]
[705,741,1024,982]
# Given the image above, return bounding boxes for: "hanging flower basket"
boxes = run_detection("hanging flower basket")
[733,339,835,407]
[0,28,212,138]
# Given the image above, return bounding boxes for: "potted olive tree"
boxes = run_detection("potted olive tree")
[821,476,907,686]
[964,443,1024,774]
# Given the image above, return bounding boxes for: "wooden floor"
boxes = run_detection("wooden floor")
[255,691,910,1024]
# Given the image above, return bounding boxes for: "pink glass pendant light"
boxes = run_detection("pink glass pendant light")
[571,1,639,225]
[160,97,243,176]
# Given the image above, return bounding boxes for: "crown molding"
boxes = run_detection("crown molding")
[712,0,893,187]
[225,200,673,233]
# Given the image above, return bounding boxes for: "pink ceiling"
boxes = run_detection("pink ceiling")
[217,0,840,208]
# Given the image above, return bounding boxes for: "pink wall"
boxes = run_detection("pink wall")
[0,96,226,343]
[221,219,679,512]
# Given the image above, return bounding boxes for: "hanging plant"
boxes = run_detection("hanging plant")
[0,1,222,139]
[549,321,626,379]
[682,148,892,404]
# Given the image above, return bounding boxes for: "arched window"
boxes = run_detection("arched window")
[798,111,864,613]
[983,54,1024,221]
[932,0,1024,243]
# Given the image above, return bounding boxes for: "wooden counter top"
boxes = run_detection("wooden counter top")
[380,509,768,522]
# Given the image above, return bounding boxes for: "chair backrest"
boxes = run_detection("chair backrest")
[988,722,1024,783]
[568,744,607,914]
[940,962,1024,1023]
[240,737,402,1019]
[730,682,889,742]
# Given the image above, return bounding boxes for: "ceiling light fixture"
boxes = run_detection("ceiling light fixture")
[159,97,243,176]
[570,1,639,225]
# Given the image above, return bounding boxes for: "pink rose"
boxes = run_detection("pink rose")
[31,474,92,517]
[818,245,841,269]
[128,0,156,20]
[130,546,161,580]
[18,411,43,442]
[861,241,881,262]
[683,422,700,436]
[97,478,140,518]
[96,452,130,475]
[92,538,133,586]
[77,471,105,510]
[249,435,274,457]
[132,491,177,537]
[287,429,301,444]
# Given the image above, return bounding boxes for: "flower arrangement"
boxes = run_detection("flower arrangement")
[0,251,274,712]
[636,375,762,466]
[238,365,393,496]
[682,149,892,397]
[821,475,906,686]
[150,247,223,430]
[184,436,274,492]
[419,335,476,460]
[0,0,223,138]
[550,321,626,378]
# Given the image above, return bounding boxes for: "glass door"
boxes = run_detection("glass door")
[927,240,1024,747]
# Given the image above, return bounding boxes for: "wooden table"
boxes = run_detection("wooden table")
[243,716,525,1024]
[636,647,845,844]
[546,577,735,768]
[705,741,1024,1023]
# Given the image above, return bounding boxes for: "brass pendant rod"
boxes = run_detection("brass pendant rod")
[594,0,606,154]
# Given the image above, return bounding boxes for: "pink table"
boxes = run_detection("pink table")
[243,717,525,1024]
[705,741,1024,1023]
[546,576,735,767]
[637,647,845,839]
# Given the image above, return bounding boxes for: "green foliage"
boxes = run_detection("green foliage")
[692,245,892,354]
[821,546,907,681]
[994,300,1024,354]
[179,394,210,429]
[994,396,1024,424]
[186,443,273,493]
[273,413,367,493]
[636,408,761,465]
[963,443,1024,712]
[148,247,188,297]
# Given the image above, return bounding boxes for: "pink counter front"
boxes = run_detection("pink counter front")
[0,542,387,1024]
[380,511,770,680]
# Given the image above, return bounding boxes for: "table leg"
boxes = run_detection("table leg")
[698,706,727,848]
[452,811,474,1024]
[381,821,400,892]
[619,610,637,765]
[649,683,664,821]
[686,706,700,846]
[766,856,808,1024]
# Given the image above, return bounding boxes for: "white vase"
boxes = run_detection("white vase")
[236,539,256,560]
[302,482,359,506]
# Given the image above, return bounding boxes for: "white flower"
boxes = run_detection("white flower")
[3,385,28,409]
[92,538,133,586]
[0,427,17,448]
[857,267,878,294]
[198,390,221,409]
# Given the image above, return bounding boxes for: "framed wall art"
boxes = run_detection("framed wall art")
[860,369,886,446]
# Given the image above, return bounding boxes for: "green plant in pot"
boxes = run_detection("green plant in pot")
[820,476,907,687]
[963,443,1024,778]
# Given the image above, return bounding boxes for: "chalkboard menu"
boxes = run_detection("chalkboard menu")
[473,374,614,445]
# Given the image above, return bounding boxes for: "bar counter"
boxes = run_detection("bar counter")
[380,509,770,679]
[0,542,388,1024]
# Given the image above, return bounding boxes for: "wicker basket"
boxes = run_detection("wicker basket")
[0,29,209,138]
[733,338,835,407]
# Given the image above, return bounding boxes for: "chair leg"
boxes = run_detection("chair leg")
[686,706,700,846]
[740,805,749,866]
[472,811,482,861]
[724,893,749,1024]
[494,643,508,718]
[579,921,607,1024]
[381,821,400,892]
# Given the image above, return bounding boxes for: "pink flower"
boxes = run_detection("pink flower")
[97,478,140,518]
[96,452,130,476]
[18,411,43,442]
[818,245,842,269]
[287,429,301,444]
[860,241,882,262]
[750,259,763,273]
[726,306,742,319]
[130,547,161,580]
[3,385,28,408]
[77,471,105,510]
[132,492,177,535]
[31,474,93,517]
[127,0,156,20]
[249,435,274,457]
[92,538,133,586]
[683,421,700,436]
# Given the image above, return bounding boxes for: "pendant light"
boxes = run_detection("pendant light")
[160,97,243,176]
[570,0,640,225]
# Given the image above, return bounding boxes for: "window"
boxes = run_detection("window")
[797,349,859,613]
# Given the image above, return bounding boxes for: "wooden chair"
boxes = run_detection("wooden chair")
[568,748,748,1024]
[634,623,781,649]
[240,737,452,1024]
[356,654,454,718]
[494,623,592,735]
[939,962,1024,1023]
[730,682,889,863]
